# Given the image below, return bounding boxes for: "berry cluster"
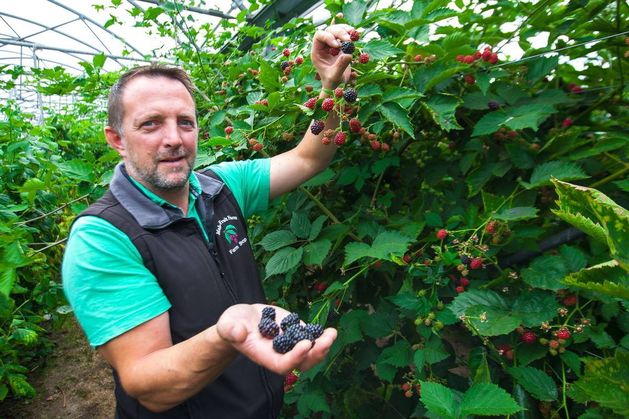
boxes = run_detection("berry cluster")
[257,308,324,354]
[456,46,498,65]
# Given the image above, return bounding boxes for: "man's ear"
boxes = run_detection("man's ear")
[104,126,126,157]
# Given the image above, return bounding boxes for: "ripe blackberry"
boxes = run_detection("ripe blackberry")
[261,306,276,320]
[285,324,310,345]
[272,334,294,354]
[280,61,290,71]
[343,88,358,103]
[305,323,324,340]
[460,254,471,265]
[280,312,301,331]
[488,101,500,110]
[258,317,280,338]
[310,120,325,135]
[340,41,355,55]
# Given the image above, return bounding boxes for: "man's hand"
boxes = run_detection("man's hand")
[311,24,354,90]
[217,304,337,375]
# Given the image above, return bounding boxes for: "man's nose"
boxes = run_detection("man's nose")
[162,121,183,147]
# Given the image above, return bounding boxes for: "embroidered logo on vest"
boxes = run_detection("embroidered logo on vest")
[216,215,248,255]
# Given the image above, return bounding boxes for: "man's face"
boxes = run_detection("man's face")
[117,75,198,192]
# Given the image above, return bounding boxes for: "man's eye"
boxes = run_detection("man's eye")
[180,119,195,127]
[141,120,156,127]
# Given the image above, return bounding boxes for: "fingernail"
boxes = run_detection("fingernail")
[334,40,341,47]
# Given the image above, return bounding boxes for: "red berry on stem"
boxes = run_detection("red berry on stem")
[436,229,448,240]
[470,258,483,270]
[562,118,573,128]
[520,331,537,344]
[380,143,390,153]
[304,98,317,109]
[370,140,381,151]
[334,131,347,146]
[329,47,340,56]
[358,52,370,64]
[321,98,335,112]
[295,56,304,65]
[464,74,476,85]
[349,29,360,42]
[224,126,233,135]
[282,48,290,57]
[556,328,571,340]
[562,294,577,307]
[455,286,465,293]
[252,142,263,152]
[414,54,422,62]
[334,87,344,98]
[459,277,470,287]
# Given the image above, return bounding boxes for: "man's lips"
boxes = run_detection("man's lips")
[159,156,186,163]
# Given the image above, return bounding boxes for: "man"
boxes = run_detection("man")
[62,24,354,418]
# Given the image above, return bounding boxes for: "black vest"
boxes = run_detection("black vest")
[78,164,283,418]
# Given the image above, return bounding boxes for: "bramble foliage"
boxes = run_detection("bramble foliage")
[1,0,628,417]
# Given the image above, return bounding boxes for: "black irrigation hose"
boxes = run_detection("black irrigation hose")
[499,227,585,267]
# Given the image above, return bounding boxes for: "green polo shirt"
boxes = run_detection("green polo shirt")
[62,159,270,347]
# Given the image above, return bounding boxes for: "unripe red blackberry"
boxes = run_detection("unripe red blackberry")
[349,29,360,42]
[341,41,355,54]
[358,52,370,63]
[282,48,290,57]
[464,74,475,85]
[349,118,362,133]
[334,131,347,146]
[310,120,325,135]
[455,285,465,293]
[334,87,344,98]
[556,328,571,340]
[304,98,317,109]
[343,88,358,103]
[252,142,263,152]
[459,277,470,287]
[436,229,448,240]
[470,257,483,270]
[329,47,340,56]
[295,56,304,65]
[520,331,537,344]
[224,126,233,135]
[370,140,380,151]
[321,98,335,111]
[381,142,390,152]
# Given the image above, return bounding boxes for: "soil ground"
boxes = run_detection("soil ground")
[0,318,115,419]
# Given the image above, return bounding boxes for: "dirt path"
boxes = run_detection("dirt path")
[0,318,115,419]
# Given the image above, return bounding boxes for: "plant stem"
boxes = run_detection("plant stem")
[299,186,361,242]
[590,165,629,189]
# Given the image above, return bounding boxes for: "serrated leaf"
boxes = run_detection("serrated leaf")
[362,39,404,60]
[378,340,413,368]
[343,230,412,266]
[344,242,371,266]
[512,291,560,327]
[505,104,557,131]
[527,55,559,85]
[522,161,588,189]
[297,389,330,414]
[302,239,332,266]
[265,247,303,278]
[422,95,462,131]
[569,352,629,417]
[0,269,16,296]
[379,102,415,138]
[560,245,588,272]
[494,206,538,221]
[290,211,311,239]
[521,255,568,291]
[472,111,508,137]
[258,59,280,92]
[259,230,297,251]
[561,351,582,377]
[343,0,368,25]
[461,383,524,416]
[508,366,558,401]
[552,210,607,245]
[419,381,457,419]
[339,309,368,344]
[302,168,334,187]
[308,215,327,241]
[562,260,629,299]
[467,305,522,336]
[0,292,14,318]
[448,289,510,317]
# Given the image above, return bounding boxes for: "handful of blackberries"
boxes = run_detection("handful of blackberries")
[258,307,324,354]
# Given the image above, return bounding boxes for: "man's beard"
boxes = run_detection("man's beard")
[128,148,195,191]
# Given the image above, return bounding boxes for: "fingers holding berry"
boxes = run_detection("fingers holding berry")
[311,24,355,89]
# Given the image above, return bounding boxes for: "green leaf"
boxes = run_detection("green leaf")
[568,351,629,417]
[339,309,368,344]
[379,102,415,139]
[493,207,538,221]
[419,381,457,419]
[297,388,330,414]
[460,383,524,416]
[92,53,106,68]
[302,168,334,187]
[265,247,303,278]
[0,292,14,319]
[448,289,510,317]
[259,230,297,251]
[290,211,311,239]
[258,59,280,92]
[505,104,557,131]
[362,39,404,60]
[308,215,328,241]
[527,55,559,85]
[343,230,412,266]
[522,161,588,189]
[343,0,368,25]
[422,94,463,131]
[303,239,332,266]
[521,255,568,291]
[508,366,558,401]
[0,269,16,296]
[512,291,560,327]
[561,351,582,377]
[562,260,629,300]
[560,245,588,272]
[378,340,413,367]
[57,159,94,182]
[472,111,508,137]
[11,328,38,345]
[7,374,36,398]
[0,384,7,401]
[467,305,522,336]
